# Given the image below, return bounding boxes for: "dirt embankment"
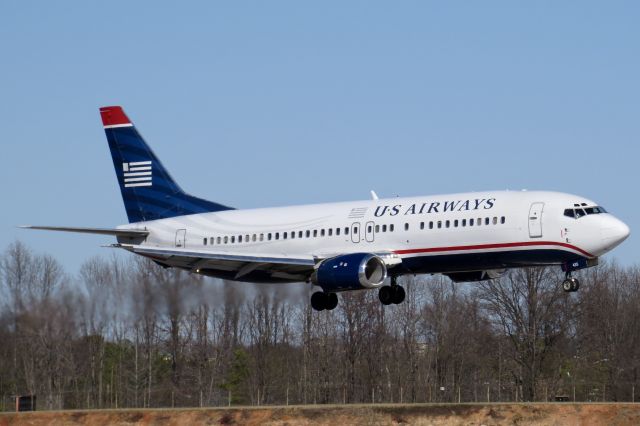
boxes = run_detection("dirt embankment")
[2,403,640,426]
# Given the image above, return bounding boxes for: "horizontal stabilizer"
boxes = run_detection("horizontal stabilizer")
[20,225,149,238]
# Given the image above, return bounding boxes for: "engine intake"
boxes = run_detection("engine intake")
[314,253,388,291]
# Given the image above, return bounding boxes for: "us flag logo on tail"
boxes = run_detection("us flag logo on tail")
[122,161,152,188]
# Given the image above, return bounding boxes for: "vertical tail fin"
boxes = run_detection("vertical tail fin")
[100,106,233,223]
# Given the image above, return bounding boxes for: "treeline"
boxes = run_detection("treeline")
[1,241,640,410]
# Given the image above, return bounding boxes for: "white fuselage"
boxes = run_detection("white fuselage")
[121,190,629,282]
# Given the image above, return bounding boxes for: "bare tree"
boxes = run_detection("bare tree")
[478,268,570,401]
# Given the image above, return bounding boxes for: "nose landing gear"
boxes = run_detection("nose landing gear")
[562,275,580,293]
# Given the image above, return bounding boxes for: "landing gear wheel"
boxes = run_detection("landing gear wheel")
[311,292,327,311]
[311,292,339,311]
[570,278,580,292]
[392,285,406,304]
[562,279,573,293]
[379,286,394,305]
[326,293,338,310]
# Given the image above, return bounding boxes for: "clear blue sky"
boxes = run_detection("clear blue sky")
[1,1,638,271]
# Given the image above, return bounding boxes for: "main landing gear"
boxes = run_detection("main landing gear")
[311,291,338,311]
[562,274,580,293]
[378,276,406,305]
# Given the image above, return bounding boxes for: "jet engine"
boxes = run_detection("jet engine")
[445,269,506,283]
[313,253,387,291]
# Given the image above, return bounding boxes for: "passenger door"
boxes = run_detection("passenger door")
[528,203,544,238]
[175,229,186,247]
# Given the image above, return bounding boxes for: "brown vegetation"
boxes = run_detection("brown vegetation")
[3,404,640,426]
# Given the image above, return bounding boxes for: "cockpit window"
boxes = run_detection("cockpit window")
[564,206,607,219]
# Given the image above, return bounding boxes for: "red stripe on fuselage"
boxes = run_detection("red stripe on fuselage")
[394,241,593,258]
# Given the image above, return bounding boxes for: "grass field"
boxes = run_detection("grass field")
[2,403,640,425]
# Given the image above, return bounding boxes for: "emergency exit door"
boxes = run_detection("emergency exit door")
[528,203,544,238]
[351,222,361,243]
[365,221,375,242]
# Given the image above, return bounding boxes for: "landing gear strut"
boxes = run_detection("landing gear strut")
[311,291,338,311]
[379,276,406,305]
[562,274,580,293]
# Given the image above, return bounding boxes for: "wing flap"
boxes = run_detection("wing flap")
[128,245,316,266]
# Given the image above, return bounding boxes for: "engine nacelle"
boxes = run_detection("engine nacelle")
[445,269,506,283]
[314,253,388,292]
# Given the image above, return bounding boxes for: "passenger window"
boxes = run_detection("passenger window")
[420,222,424,230]
[345,227,349,235]
[382,224,387,232]
[328,229,333,236]
[306,230,311,238]
[404,223,409,231]
[485,218,490,225]
[283,232,287,240]
[252,234,257,242]
[462,219,466,227]
[290,232,295,239]
[224,236,228,244]
[313,230,318,237]
[375,225,380,233]
[217,237,221,244]
[493,217,498,225]
[446,220,450,228]
[321,229,326,237]
[469,219,474,226]
[437,221,442,229]
[429,221,433,229]
[268,233,272,241]
[336,228,341,236]
[454,219,459,227]
[231,236,235,243]
[501,216,506,224]
[390,224,394,232]
[299,231,303,238]
[210,237,214,245]
[260,234,264,241]
[477,219,482,226]
[203,238,207,246]
[238,235,243,243]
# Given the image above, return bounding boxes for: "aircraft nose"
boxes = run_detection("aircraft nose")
[601,216,630,247]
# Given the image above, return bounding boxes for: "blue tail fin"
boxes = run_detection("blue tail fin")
[100,106,233,223]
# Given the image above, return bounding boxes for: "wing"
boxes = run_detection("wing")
[122,244,318,282]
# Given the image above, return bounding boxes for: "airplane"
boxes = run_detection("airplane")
[23,106,631,311]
